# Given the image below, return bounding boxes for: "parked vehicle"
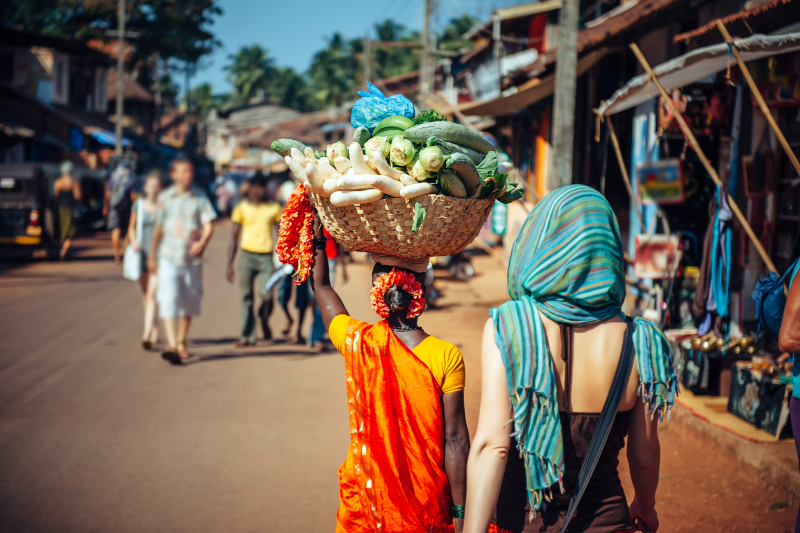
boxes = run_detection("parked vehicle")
[0,164,54,254]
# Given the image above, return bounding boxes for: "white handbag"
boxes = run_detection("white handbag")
[123,199,144,281]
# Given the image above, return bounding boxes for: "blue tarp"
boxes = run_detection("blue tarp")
[89,129,132,148]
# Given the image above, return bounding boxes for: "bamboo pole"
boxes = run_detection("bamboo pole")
[716,20,800,180]
[605,115,646,230]
[629,43,778,274]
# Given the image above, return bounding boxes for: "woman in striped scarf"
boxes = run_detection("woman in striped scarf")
[464,185,677,533]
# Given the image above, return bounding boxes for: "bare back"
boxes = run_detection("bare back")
[540,312,640,413]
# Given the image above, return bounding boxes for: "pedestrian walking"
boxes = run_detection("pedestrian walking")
[225,173,282,347]
[52,161,81,260]
[308,206,469,533]
[307,227,348,350]
[463,186,677,533]
[148,156,217,364]
[127,170,163,350]
[277,274,310,343]
[778,260,800,533]
[103,164,133,264]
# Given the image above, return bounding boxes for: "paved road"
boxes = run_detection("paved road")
[0,222,371,532]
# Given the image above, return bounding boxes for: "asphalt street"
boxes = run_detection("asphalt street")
[0,223,368,532]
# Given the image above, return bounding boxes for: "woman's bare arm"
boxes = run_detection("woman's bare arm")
[779,276,800,353]
[127,207,138,247]
[443,391,470,533]
[72,179,82,202]
[627,399,661,533]
[310,208,348,329]
[463,318,512,533]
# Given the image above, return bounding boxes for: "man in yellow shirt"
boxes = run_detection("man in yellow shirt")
[226,174,282,346]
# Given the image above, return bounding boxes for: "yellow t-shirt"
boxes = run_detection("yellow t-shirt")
[231,200,282,254]
[329,314,465,393]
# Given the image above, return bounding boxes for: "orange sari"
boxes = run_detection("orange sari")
[335,318,453,533]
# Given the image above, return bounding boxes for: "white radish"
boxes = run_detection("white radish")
[330,189,383,206]
[400,183,438,198]
[304,163,327,196]
[371,152,405,181]
[285,155,307,183]
[400,174,416,186]
[318,158,337,180]
[290,148,307,166]
[304,147,318,163]
[496,162,513,174]
[334,157,351,174]
[323,177,341,195]
[337,175,374,190]
[344,168,355,176]
[369,176,403,197]
[349,143,377,175]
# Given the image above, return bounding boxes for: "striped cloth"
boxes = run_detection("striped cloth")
[489,185,678,514]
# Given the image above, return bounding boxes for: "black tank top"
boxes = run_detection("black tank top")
[57,188,76,210]
[494,324,635,533]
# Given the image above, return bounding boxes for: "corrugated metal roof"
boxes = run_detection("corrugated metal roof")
[673,0,793,43]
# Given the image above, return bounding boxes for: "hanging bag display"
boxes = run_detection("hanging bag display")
[122,199,144,281]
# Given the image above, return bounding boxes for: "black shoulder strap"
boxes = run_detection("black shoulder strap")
[561,316,635,533]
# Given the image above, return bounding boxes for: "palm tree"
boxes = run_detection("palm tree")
[372,21,420,79]
[224,45,274,104]
[308,33,359,107]
[438,15,478,52]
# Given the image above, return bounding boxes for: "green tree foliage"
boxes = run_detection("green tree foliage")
[308,33,361,108]
[3,0,222,67]
[224,45,274,104]
[371,20,420,79]
[437,14,478,52]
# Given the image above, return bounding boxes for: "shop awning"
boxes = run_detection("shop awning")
[458,47,612,117]
[88,129,132,148]
[598,32,800,116]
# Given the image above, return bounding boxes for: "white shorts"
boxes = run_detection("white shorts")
[157,259,203,318]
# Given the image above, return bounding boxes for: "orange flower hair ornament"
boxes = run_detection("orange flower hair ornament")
[276,186,315,284]
[370,268,425,319]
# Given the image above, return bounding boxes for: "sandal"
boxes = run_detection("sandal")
[142,340,153,351]
[233,340,255,348]
[161,349,183,365]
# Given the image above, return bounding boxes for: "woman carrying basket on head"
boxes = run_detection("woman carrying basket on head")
[307,204,470,533]
[463,185,678,533]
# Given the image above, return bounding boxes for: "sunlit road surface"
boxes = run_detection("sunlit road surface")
[0,221,367,532]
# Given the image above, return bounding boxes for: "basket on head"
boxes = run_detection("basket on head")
[310,193,494,259]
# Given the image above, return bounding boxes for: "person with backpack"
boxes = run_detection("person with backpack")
[103,164,134,264]
[778,260,800,533]
[463,186,677,533]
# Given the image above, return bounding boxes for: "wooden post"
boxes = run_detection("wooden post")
[605,115,646,230]
[629,43,778,274]
[716,20,800,180]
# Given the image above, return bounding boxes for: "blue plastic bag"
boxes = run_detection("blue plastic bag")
[350,82,415,131]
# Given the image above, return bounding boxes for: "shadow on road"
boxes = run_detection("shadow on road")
[181,348,333,365]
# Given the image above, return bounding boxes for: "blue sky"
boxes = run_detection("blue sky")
[193,0,525,93]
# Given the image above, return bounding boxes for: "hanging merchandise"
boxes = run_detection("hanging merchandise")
[491,200,507,236]
[636,158,685,204]
[633,234,681,279]
[710,186,732,322]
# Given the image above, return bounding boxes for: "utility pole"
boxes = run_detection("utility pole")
[420,0,434,95]
[114,0,125,156]
[363,35,371,88]
[549,0,579,190]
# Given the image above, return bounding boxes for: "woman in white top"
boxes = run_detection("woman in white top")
[128,171,163,350]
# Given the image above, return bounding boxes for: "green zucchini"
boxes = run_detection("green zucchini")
[446,153,481,196]
[270,138,309,157]
[439,169,467,198]
[403,122,494,154]
[432,139,483,165]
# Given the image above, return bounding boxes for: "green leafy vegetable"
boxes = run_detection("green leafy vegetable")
[497,187,524,204]
[314,150,325,159]
[412,199,426,232]
[476,151,498,180]
[412,109,449,127]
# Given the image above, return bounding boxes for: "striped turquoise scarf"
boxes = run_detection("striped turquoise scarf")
[489,185,678,514]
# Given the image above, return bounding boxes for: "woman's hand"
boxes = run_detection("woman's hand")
[629,497,658,532]
[453,518,464,533]
[147,254,157,274]
[132,239,141,252]
[310,203,324,239]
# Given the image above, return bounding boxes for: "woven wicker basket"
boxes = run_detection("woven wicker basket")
[310,193,494,259]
